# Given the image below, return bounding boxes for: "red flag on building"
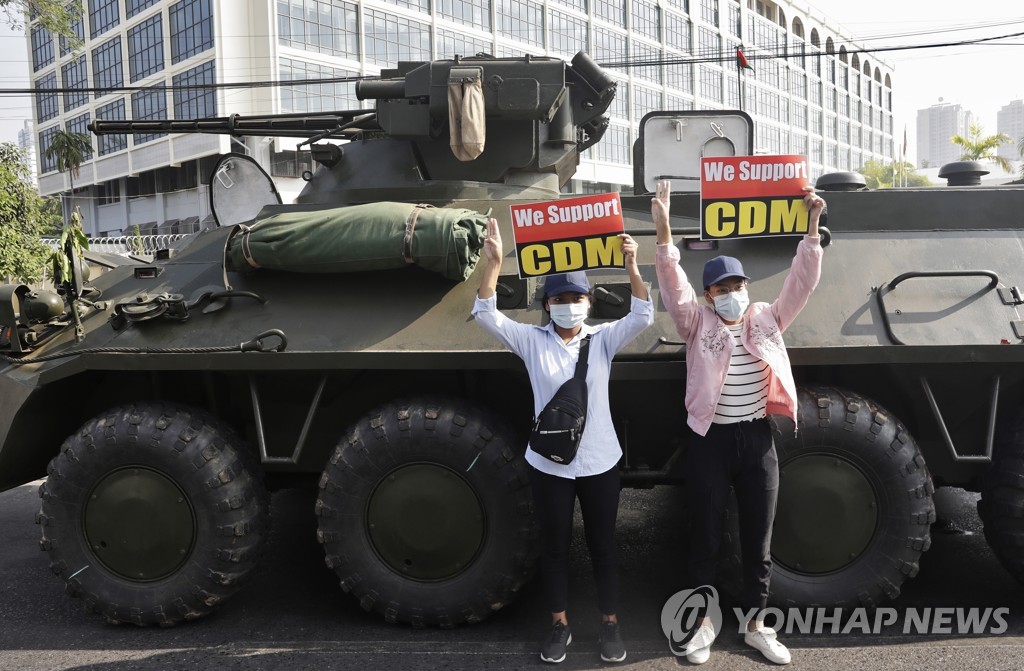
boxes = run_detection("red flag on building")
[736,48,753,71]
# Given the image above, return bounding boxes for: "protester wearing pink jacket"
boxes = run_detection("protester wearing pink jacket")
[652,180,825,666]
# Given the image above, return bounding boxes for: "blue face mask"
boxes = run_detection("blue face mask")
[712,288,749,321]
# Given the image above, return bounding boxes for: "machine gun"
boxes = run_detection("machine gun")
[91,51,617,204]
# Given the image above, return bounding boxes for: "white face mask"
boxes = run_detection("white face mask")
[548,302,589,329]
[712,288,749,322]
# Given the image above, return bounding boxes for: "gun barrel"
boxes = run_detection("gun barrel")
[89,111,378,138]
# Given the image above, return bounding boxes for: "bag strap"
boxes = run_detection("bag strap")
[573,335,592,381]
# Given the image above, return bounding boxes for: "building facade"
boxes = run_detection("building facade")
[916,99,972,169]
[28,0,895,237]
[17,120,37,182]
[997,99,1024,162]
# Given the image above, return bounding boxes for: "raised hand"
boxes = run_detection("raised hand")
[652,180,672,245]
[483,217,503,263]
[619,233,639,270]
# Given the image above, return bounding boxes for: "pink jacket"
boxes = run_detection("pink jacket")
[655,237,823,436]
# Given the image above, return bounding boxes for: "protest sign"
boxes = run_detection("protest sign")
[509,193,625,278]
[700,155,811,240]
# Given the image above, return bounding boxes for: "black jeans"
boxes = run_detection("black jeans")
[528,465,621,616]
[685,418,779,613]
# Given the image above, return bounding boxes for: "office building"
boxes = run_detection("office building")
[997,99,1024,162]
[27,0,895,237]
[916,100,972,169]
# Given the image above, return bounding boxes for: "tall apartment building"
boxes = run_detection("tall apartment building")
[16,120,37,181]
[27,0,895,237]
[997,99,1024,162]
[916,100,972,169]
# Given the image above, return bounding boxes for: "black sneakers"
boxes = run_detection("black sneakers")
[540,621,572,663]
[598,620,627,663]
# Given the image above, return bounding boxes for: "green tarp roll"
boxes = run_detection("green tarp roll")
[226,202,489,282]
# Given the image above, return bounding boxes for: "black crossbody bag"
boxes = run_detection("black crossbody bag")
[530,336,591,465]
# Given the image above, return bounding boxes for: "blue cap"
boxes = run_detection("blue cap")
[543,272,590,297]
[702,256,749,289]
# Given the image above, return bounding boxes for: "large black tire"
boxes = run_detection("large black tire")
[37,402,269,626]
[979,411,1024,583]
[723,386,934,608]
[316,397,538,627]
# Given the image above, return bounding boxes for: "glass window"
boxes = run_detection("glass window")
[696,25,718,58]
[35,73,60,122]
[280,57,360,113]
[697,64,721,103]
[61,55,89,111]
[92,37,123,96]
[128,15,164,82]
[665,0,688,11]
[131,84,167,144]
[548,9,588,58]
[631,0,659,41]
[497,0,543,46]
[699,0,717,26]
[631,39,661,84]
[726,1,740,36]
[550,0,586,11]
[664,11,690,52]
[65,113,94,161]
[380,0,429,10]
[88,0,119,38]
[31,26,54,71]
[605,78,627,120]
[436,28,492,59]
[665,58,692,93]
[277,0,359,58]
[96,98,128,155]
[631,84,661,123]
[170,0,214,64]
[437,0,491,31]
[591,123,630,164]
[593,26,626,76]
[127,0,159,17]
[173,60,216,118]
[594,0,624,27]
[364,9,431,64]
[666,93,692,110]
[38,126,61,173]
[59,11,85,57]
[791,101,807,130]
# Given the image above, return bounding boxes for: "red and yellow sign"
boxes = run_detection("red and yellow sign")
[510,193,625,278]
[700,155,811,240]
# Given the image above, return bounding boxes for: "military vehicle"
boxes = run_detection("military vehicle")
[2,50,1023,628]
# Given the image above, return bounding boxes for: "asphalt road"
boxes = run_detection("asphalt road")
[3,481,1024,671]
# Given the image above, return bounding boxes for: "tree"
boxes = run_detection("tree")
[857,159,931,189]
[1019,136,1024,180]
[0,143,60,284]
[42,128,91,223]
[950,122,1013,173]
[1,0,83,45]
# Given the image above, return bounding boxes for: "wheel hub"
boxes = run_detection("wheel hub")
[366,463,484,581]
[772,454,877,574]
[83,467,195,581]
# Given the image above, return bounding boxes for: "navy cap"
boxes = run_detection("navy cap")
[702,256,749,289]
[543,272,590,297]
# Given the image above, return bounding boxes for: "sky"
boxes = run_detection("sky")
[0,1,1021,166]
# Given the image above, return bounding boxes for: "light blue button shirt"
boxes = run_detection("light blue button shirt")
[472,294,654,479]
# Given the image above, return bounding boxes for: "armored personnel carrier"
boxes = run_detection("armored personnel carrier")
[2,51,1023,627]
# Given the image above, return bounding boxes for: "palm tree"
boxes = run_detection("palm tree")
[42,129,92,223]
[950,122,1013,173]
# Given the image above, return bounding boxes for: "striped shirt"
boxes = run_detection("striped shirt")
[713,324,769,424]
